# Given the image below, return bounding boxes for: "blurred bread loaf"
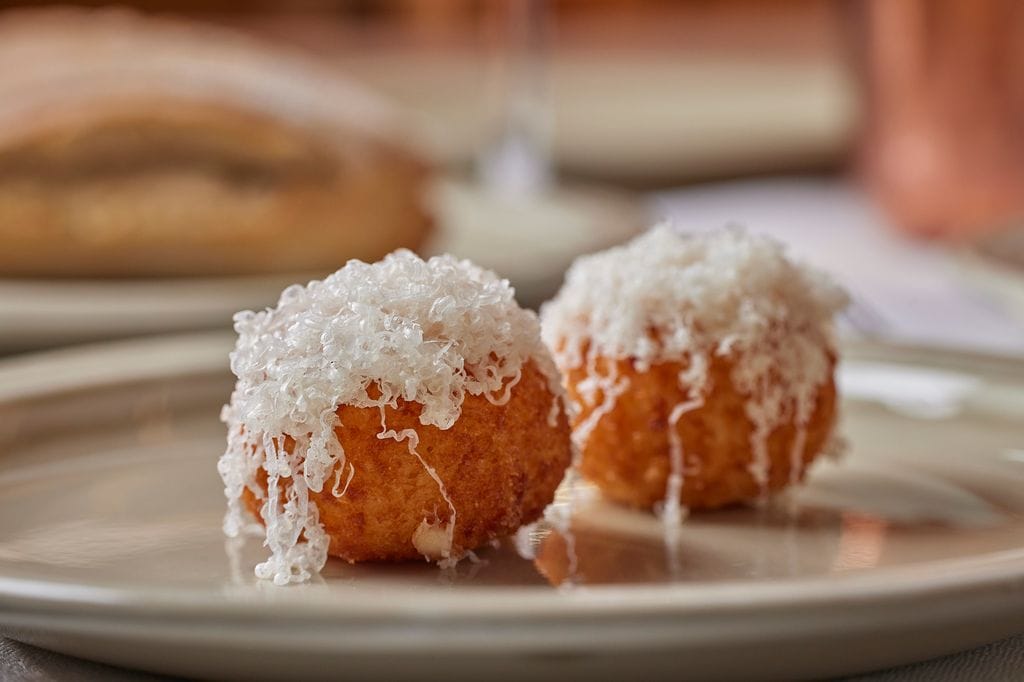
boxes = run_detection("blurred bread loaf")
[0,8,432,277]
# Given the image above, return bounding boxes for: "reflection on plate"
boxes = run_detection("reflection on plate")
[0,335,1023,680]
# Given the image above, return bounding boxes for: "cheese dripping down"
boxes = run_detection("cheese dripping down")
[219,249,563,585]
[540,225,848,522]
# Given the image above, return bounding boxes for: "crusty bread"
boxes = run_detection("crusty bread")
[0,8,432,277]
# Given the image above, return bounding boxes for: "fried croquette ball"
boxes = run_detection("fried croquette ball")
[541,226,848,516]
[220,249,571,584]
[564,351,837,510]
[242,360,569,563]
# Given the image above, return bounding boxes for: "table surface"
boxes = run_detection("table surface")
[3,634,1024,681]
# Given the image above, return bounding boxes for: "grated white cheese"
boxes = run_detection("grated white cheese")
[219,249,563,585]
[541,225,848,514]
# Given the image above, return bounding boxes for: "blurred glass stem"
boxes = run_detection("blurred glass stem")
[478,0,552,198]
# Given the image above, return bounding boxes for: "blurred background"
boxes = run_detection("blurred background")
[1,0,1023,355]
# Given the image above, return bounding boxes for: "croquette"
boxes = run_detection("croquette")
[541,226,847,517]
[564,352,837,510]
[220,250,571,584]
[241,361,569,563]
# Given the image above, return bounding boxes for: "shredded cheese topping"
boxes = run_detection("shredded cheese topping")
[541,225,848,518]
[219,249,562,585]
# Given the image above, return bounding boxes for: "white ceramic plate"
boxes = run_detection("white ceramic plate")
[0,334,1023,681]
[956,231,1024,328]
[0,274,320,353]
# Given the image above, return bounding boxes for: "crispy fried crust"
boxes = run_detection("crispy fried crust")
[244,361,572,562]
[565,353,837,510]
